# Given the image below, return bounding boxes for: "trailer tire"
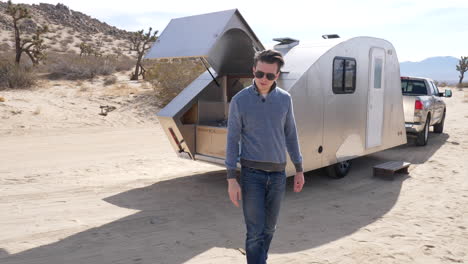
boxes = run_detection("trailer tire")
[416,115,430,146]
[433,111,445,133]
[325,160,351,179]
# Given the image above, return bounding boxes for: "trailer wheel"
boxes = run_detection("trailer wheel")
[325,160,351,179]
[416,115,430,146]
[433,111,445,133]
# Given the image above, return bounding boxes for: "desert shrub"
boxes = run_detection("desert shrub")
[456,82,468,89]
[0,60,36,90]
[64,35,74,43]
[0,43,11,50]
[104,75,117,86]
[46,53,116,80]
[438,82,447,87]
[59,40,69,50]
[145,57,205,107]
[44,52,133,80]
[102,36,113,43]
[114,55,135,72]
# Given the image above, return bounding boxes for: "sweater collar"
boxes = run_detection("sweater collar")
[252,80,277,96]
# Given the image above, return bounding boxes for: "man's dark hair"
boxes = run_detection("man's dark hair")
[253,49,284,72]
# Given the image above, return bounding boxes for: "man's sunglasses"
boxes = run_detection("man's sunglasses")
[254,71,277,81]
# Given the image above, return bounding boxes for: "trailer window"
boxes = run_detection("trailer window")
[333,57,356,94]
[374,58,383,88]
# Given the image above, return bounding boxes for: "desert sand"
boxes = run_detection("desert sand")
[0,82,467,264]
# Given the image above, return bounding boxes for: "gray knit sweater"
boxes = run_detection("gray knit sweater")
[225,82,303,179]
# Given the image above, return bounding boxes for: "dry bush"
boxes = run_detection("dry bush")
[438,82,448,87]
[456,82,468,90]
[0,43,11,50]
[104,75,117,86]
[44,52,133,80]
[102,36,113,43]
[0,60,36,90]
[58,36,75,51]
[46,53,116,80]
[145,58,205,107]
[114,55,135,72]
[64,35,74,43]
[59,39,70,50]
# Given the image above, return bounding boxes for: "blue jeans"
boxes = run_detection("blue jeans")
[241,166,286,264]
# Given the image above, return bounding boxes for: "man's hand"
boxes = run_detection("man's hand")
[294,172,305,192]
[227,179,242,207]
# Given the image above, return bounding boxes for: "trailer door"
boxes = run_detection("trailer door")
[366,48,385,148]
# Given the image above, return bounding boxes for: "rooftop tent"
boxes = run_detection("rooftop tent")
[145,9,264,75]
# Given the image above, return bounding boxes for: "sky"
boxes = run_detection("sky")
[14,0,468,62]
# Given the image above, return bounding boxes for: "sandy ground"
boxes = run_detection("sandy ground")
[0,83,467,264]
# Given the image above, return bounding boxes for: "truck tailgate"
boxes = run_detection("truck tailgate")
[403,96,416,123]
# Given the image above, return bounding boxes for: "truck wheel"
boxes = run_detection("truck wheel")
[433,111,445,133]
[325,160,351,179]
[416,116,430,146]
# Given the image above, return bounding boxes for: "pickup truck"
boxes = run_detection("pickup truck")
[401,76,452,146]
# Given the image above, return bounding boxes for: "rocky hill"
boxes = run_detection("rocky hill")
[0,2,135,56]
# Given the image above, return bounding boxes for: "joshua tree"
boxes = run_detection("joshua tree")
[79,42,95,57]
[456,56,468,85]
[5,0,48,65]
[24,25,48,65]
[129,27,158,80]
[79,42,103,57]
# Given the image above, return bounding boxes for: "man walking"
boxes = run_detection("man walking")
[225,49,305,264]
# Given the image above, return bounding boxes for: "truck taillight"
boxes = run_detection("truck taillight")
[415,100,423,110]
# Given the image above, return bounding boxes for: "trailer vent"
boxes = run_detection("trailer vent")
[273,37,299,55]
[322,34,340,39]
[273,37,299,45]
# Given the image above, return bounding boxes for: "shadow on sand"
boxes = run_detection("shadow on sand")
[1,133,448,264]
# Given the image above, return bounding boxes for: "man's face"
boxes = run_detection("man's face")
[253,61,279,92]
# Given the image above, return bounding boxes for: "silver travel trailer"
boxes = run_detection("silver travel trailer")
[146,9,407,177]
